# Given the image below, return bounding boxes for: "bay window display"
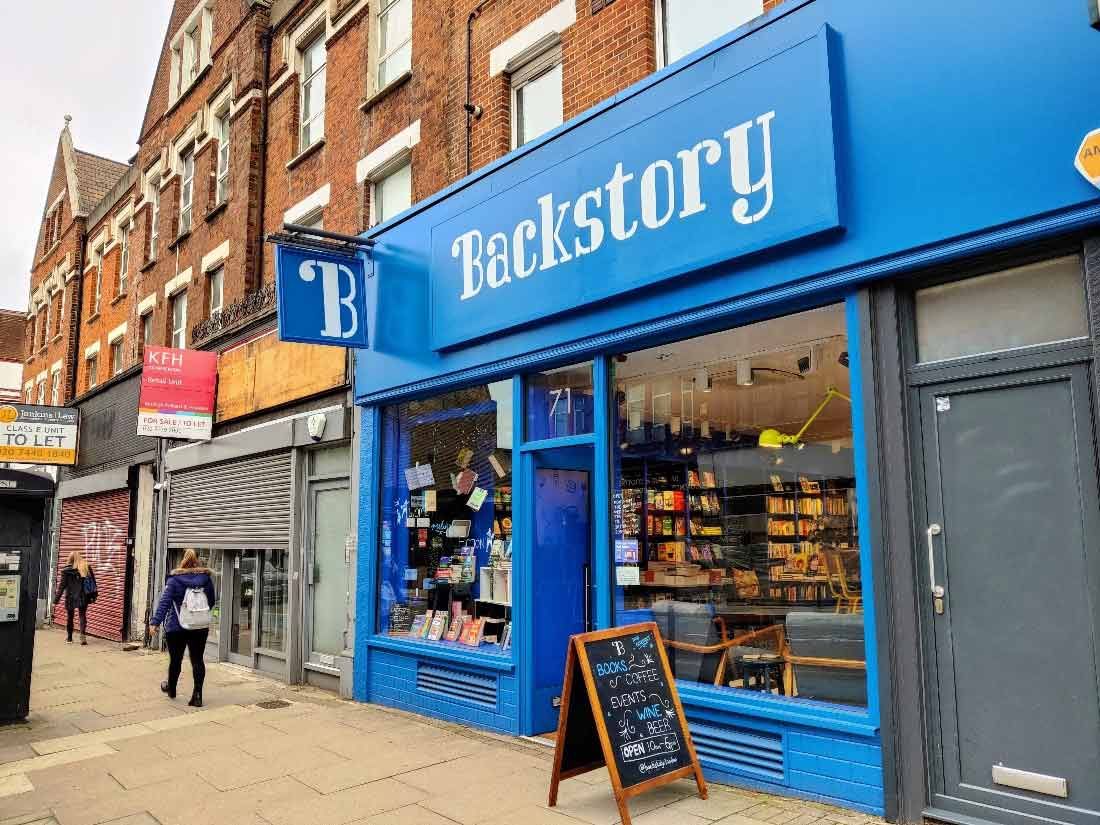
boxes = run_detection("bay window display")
[612,305,867,706]
[378,380,515,655]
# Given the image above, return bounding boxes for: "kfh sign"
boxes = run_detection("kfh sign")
[275,246,370,348]
[137,347,218,440]
[0,404,79,465]
[430,29,840,350]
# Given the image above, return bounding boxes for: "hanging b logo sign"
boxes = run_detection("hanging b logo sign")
[275,244,370,348]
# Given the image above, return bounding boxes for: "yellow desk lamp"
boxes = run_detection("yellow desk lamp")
[758,386,851,449]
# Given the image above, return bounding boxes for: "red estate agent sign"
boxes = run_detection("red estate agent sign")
[137,346,218,440]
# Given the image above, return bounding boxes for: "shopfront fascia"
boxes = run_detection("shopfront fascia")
[352,0,1100,819]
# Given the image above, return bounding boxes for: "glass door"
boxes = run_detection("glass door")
[306,481,352,668]
[228,550,258,665]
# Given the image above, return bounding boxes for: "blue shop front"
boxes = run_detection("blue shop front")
[350,1,1100,819]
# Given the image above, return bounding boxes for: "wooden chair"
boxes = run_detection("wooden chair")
[661,615,786,687]
[820,549,862,614]
[781,612,866,702]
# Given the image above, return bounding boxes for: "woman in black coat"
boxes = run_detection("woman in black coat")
[54,551,95,645]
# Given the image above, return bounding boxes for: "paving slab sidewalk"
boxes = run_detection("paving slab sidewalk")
[0,628,886,825]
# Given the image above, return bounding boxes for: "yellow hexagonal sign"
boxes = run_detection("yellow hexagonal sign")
[1076,129,1100,189]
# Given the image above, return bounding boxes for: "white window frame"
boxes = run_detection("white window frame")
[118,219,131,292]
[208,264,224,317]
[86,354,99,390]
[92,248,103,315]
[375,0,412,91]
[298,30,327,151]
[50,371,61,406]
[179,148,195,235]
[110,338,124,376]
[170,291,188,349]
[54,289,64,338]
[370,158,412,227]
[36,380,46,405]
[654,0,763,68]
[170,3,213,104]
[148,175,162,258]
[510,46,563,149]
[139,309,154,358]
[215,106,231,205]
[43,300,52,347]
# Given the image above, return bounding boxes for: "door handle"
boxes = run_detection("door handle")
[926,523,945,600]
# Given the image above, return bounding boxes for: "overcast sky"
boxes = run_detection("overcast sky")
[0,3,172,311]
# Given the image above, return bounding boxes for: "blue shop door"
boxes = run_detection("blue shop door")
[530,447,593,735]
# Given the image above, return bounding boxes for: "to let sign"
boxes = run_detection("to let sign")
[0,404,79,465]
[275,244,370,348]
[137,347,218,440]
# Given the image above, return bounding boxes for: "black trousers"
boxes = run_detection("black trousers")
[165,629,209,694]
[65,605,87,640]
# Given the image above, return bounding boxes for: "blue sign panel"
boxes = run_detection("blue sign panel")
[429,29,839,350]
[275,244,370,348]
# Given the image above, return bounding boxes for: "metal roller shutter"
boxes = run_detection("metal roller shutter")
[53,489,131,641]
[167,451,292,550]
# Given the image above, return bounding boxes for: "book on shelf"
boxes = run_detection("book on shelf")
[459,617,485,646]
[426,612,448,641]
[408,612,429,639]
[444,614,466,642]
[419,610,436,639]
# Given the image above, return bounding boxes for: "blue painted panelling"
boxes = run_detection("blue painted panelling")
[367,648,520,735]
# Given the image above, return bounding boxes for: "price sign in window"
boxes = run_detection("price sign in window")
[525,361,594,441]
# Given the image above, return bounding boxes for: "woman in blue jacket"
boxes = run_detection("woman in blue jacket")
[149,549,216,707]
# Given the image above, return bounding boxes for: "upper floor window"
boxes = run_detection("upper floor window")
[372,160,412,226]
[170,291,188,349]
[208,265,224,317]
[91,249,103,315]
[31,312,40,353]
[86,354,99,390]
[43,302,52,348]
[148,176,161,258]
[118,220,131,292]
[179,149,195,235]
[511,47,563,148]
[36,380,46,405]
[50,372,60,406]
[171,4,211,103]
[656,0,763,67]
[299,33,327,151]
[54,290,64,338]
[377,0,412,89]
[140,310,154,358]
[110,338,124,376]
[215,109,231,205]
[42,204,62,254]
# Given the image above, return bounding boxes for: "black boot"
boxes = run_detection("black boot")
[188,691,202,708]
[161,681,176,699]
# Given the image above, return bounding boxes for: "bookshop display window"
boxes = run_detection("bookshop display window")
[378,381,515,654]
[612,305,868,707]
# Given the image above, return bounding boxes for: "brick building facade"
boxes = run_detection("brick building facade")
[17,0,780,662]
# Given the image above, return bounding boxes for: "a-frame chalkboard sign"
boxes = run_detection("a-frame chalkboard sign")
[548,622,707,825]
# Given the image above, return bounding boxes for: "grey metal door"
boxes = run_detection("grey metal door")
[918,365,1100,825]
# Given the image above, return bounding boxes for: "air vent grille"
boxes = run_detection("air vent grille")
[690,721,784,783]
[416,663,498,708]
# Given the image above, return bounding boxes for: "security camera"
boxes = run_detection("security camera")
[463,103,483,118]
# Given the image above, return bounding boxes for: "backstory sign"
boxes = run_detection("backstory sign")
[137,347,218,440]
[430,29,840,349]
[0,404,79,465]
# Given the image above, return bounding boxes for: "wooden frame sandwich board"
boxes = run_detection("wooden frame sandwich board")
[548,622,707,825]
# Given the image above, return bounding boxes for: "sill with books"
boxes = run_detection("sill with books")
[392,607,513,654]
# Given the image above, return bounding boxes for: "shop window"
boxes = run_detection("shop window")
[656,0,763,67]
[511,47,563,148]
[612,304,867,707]
[379,380,515,655]
[915,255,1087,364]
[525,361,594,441]
[260,549,289,652]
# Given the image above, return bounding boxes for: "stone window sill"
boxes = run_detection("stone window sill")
[359,71,412,113]
[287,138,325,171]
[168,230,191,251]
[85,312,100,325]
[206,200,228,223]
[141,257,157,273]
[111,291,128,306]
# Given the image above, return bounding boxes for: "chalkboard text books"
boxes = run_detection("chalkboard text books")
[548,622,707,825]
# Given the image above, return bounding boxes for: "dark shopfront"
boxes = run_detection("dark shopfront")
[349,1,1100,822]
